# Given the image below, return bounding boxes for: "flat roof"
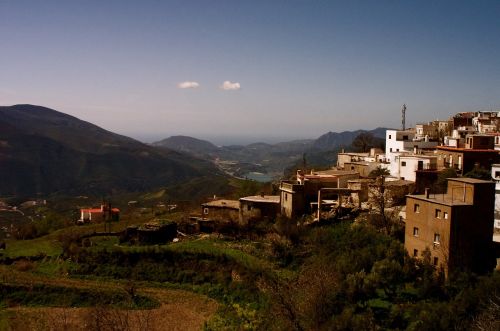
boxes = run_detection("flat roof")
[384,179,415,186]
[447,177,494,184]
[312,170,359,176]
[399,154,437,160]
[408,194,471,206]
[201,199,239,209]
[348,179,374,183]
[344,161,371,166]
[436,146,498,153]
[338,152,369,156]
[239,195,280,203]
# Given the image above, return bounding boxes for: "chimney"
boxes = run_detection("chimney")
[425,188,430,198]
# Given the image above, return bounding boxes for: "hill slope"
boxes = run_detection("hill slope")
[152,135,220,158]
[0,105,224,196]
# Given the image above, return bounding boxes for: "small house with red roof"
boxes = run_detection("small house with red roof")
[79,204,120,223]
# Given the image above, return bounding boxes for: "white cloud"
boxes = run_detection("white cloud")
[177,81,200,89]
[220,81,241,90]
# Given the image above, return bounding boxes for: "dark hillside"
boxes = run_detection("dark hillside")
[0,104,224,196]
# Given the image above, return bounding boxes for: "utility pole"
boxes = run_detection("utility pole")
[401,103,406,131]
[402,103,407,131]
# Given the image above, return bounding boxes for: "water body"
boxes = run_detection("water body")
[244,172,275,183]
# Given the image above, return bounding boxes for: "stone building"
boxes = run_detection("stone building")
[279,170,360,219]
[201,199,239,222]
[405,178,495,275]
[239,195,280,224]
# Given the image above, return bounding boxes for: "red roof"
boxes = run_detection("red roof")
[81,208,102,213]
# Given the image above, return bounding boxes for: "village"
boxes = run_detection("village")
[66,108,500,277]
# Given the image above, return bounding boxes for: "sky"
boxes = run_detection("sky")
[1,0,500,144]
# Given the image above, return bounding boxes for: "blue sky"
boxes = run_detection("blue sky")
[1,0,499,144]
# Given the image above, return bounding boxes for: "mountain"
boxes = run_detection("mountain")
[152,128,388,180]
[312,127,387,150]
[152,135,220,158]
[0,104,224,197]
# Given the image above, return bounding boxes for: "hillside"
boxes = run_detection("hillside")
[312,127,387,150]
[0,105,225,197]
[152,135,220,158]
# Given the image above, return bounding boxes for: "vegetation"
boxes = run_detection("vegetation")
[465,167,492,180]
[352,132,384,152]
[1,200,499,330]
[368,166,390,178]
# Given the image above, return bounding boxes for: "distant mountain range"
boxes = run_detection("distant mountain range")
[312,128,386,150]
[153,128,387,178]
[0,104,388,197]
[0,105,224,197]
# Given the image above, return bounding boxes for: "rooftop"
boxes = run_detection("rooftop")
[436,146,498,153]
[408,193,471,206]
[337,152,369,156]
[447,177,494,184]
[239,195,280,203]
[311,169,359,176]
[201,199,239,209]
[384,180,415,187]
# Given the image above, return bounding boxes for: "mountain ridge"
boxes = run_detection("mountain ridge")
[0,104,225,197]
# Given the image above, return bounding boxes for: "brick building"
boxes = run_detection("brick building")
[435,146,499,175]
[405,178,496,275]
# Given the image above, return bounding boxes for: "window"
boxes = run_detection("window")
[433,257,439,266]
[435,209,441,218]
[203,208,209,215]
[390,148,393,152]
[403,135,409,140]
[284,193,288,201]
[247,205,252,211]
[414,204,420,213]
[396,148,400,151]
[413,227,419,236]
[389,135,392,139]
[443,212,448,219]
[401,161,406,167]
[413,249,418,257]
[434,233,441,245]
[495,171,500,178]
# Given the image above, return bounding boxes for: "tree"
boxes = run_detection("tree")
[352,132,375,152]
[464,167,492,180]
[368,166,390,178]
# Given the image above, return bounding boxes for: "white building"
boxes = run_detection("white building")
[491,164,500,229]
[385,130,439,178]
[394,154,438,182]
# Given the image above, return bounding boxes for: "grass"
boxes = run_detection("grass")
[118,237,276,274]
[1,237,61,258]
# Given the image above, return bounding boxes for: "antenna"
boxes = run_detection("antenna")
[402,103,407,131]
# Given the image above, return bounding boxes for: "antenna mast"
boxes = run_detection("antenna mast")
[402,104,407,131]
